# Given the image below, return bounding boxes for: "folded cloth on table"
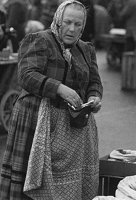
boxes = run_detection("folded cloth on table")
[115,175,136,200]
[110,149,136,162]
[92,196,123,200]
[116,189,134,200]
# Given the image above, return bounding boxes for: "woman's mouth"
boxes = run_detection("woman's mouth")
[66,35,74,38]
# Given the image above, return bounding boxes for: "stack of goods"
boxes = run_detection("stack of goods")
[109,149,136,163]
[116,175,136,200]
[0,47,10,60]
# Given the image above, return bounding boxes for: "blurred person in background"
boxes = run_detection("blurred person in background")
[40,0,59,30]
[0,5,8,51]
[117,0,136,51]
[0,24,14,52]
[95,0,112,10]
[26,0,45,34]
[78,0,95,42]
[94,2,112,48]
[107,0,125,28]
[3,0,30,52]
[29,0,42,21]
[0,3,6,24]
[0,5,16,52]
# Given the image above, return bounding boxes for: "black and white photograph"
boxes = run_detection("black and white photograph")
[0,0,136,199]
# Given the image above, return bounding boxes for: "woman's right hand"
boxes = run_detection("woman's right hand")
[57,84,83,108]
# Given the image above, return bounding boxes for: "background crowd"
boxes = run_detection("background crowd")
[0,0,136,199]
[0,0,136,53]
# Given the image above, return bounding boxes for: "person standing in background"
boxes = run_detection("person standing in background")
[107,0,125,28]
[0,5,16,52]
[117,0,136,51]
[40,0,59,30]
[25,0,45,34]
[3,0,30,52]
[29,0,42,21]
[0,5,7,51]
[79,0,95,42]
[94,3,112,48]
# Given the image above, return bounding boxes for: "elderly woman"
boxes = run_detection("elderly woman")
[0,0,103,199]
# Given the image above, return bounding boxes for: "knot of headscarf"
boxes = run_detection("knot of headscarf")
[51,0,86,68]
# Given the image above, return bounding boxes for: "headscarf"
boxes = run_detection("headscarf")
[51,0,87,68]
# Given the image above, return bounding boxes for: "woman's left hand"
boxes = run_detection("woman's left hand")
[87,96,102,113]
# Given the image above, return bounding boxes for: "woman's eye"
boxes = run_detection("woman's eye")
[63,21,71,25]
[75,23,82,27]
[62,21,82,28]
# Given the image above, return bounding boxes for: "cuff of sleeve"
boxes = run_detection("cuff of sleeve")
[42,78,61,99]
[87,91,102,100]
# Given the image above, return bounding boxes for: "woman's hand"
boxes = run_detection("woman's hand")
[57,84,83,108]
[87,96,102,113]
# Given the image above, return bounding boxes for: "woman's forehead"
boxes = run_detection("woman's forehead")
[63,5,85,20]
[64,3,85,12]
[63,4,85,18]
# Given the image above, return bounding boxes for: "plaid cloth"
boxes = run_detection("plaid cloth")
[0,29,102,199]
[0,96,40,200]
[17,30,103,101]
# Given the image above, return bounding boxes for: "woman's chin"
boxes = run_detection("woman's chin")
[63,38,76,45]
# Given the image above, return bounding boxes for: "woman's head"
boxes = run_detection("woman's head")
[51,0,86,45]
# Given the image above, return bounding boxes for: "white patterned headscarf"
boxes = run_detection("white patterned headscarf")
[51,0,87,68]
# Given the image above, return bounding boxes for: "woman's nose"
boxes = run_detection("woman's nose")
[69,23,75,31]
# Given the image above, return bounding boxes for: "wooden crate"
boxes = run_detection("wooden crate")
[121,51,136,90]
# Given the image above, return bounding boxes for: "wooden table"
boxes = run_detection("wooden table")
[99,155,136,196]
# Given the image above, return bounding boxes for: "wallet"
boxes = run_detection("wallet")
[67,100,94,128]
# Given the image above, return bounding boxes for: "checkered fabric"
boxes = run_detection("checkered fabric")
[0,95,99,200]
[0,96,40,200]
[23,98,99,200]
[0,27,102,200]
[17,30,103,100]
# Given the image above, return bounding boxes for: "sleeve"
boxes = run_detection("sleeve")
[86,43,103,99]
[18,33,61,99]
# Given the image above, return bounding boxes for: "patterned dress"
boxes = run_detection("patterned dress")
[0,27,103,199]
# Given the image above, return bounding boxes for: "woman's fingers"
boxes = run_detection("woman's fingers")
[88,96,102,113]
[57,84,83,107]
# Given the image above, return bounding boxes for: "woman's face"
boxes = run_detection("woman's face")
[60,5,84,45]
